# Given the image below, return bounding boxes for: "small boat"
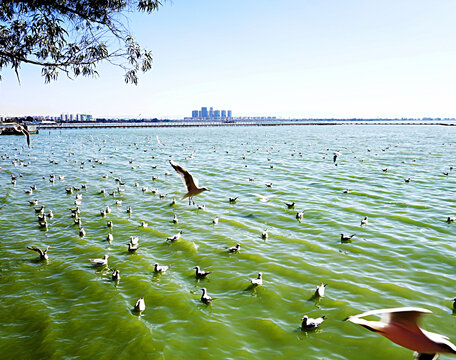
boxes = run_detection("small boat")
[0,123,39,135]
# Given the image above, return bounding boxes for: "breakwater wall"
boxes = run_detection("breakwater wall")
[37,121,456,130]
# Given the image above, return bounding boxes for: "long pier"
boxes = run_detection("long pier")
[37,121,456,129]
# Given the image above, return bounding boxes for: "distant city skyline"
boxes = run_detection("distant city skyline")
[1,1,456,119]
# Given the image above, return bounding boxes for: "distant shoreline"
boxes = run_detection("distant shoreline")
[36,120,456,129]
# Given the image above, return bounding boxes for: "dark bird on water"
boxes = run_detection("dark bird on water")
[27,245,50,260]
[341,233,355,242]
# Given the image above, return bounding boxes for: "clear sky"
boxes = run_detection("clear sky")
[1,0,456,119]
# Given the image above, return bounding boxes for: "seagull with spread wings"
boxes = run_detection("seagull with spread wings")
[169,160,209,205]
[346,307,456,359]
[13,124,31,147]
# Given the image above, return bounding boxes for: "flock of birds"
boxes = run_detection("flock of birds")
[3,130,456,360]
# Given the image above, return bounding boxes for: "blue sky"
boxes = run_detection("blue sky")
[1,0,456,119]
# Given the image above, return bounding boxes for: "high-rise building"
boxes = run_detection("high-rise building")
[227,110,232,118]
[201,107,208,119]
[192,110,198,118]
[214,110,220,119]
[221,110,227,118]
[209,107,213,119]
[198,111,202,118]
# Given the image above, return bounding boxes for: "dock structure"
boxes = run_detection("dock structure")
[36,121,455,130]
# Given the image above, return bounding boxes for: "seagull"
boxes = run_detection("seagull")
[107,220,113,228]
[285,201,295,209]
[169,160,209,205]
[197,204,206,210]
[154,263,169,273]
[227,243,241,253]
[13,124,31,147]
[79,227,86,237]
[89,254,109,266]
[167,231,183,242]
[128,241,139,252]
[141,221,148,228]
[314,282,327,297]
[301,315,326,330]
[35,205,45,214]
[333,151,341,163]
[229,197,238,203]
[250,272,263,286]
[27,245,50,260]
[112,269,120,281]
[262,229,268,240]
[405,178,411,183]
[447,216,456,223]
[296,211,304,221]
[194,266,211,279]
[106,233,113,243]
[361,216,368,226]
[172,214,178,224]
[200,288,214,304]
[212,217,219,225]
[134,297,145,312]
[341,233,355,242]
[69,206,80,216]
[39,220,48,229]
[346,307,456,359]
[28,199,38,206]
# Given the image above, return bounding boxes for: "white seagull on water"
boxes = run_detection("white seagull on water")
[134,297,145,312]
[89,254,109,267]
[167,231,183,242]
[194,266,211,279]
[314,282,327,297]
[250,272,263,286]
[169,160,209,205]
[346,307,456,359]
[301,315,326,330]
[200,288,214,304]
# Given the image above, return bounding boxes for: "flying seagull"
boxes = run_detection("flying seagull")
[169,160,209,205]
[346,307,456,359]
[13,124,30,147]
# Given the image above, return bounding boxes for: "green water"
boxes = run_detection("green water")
[0,125,455,360]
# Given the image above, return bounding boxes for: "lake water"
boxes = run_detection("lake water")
[0,125,455,360]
